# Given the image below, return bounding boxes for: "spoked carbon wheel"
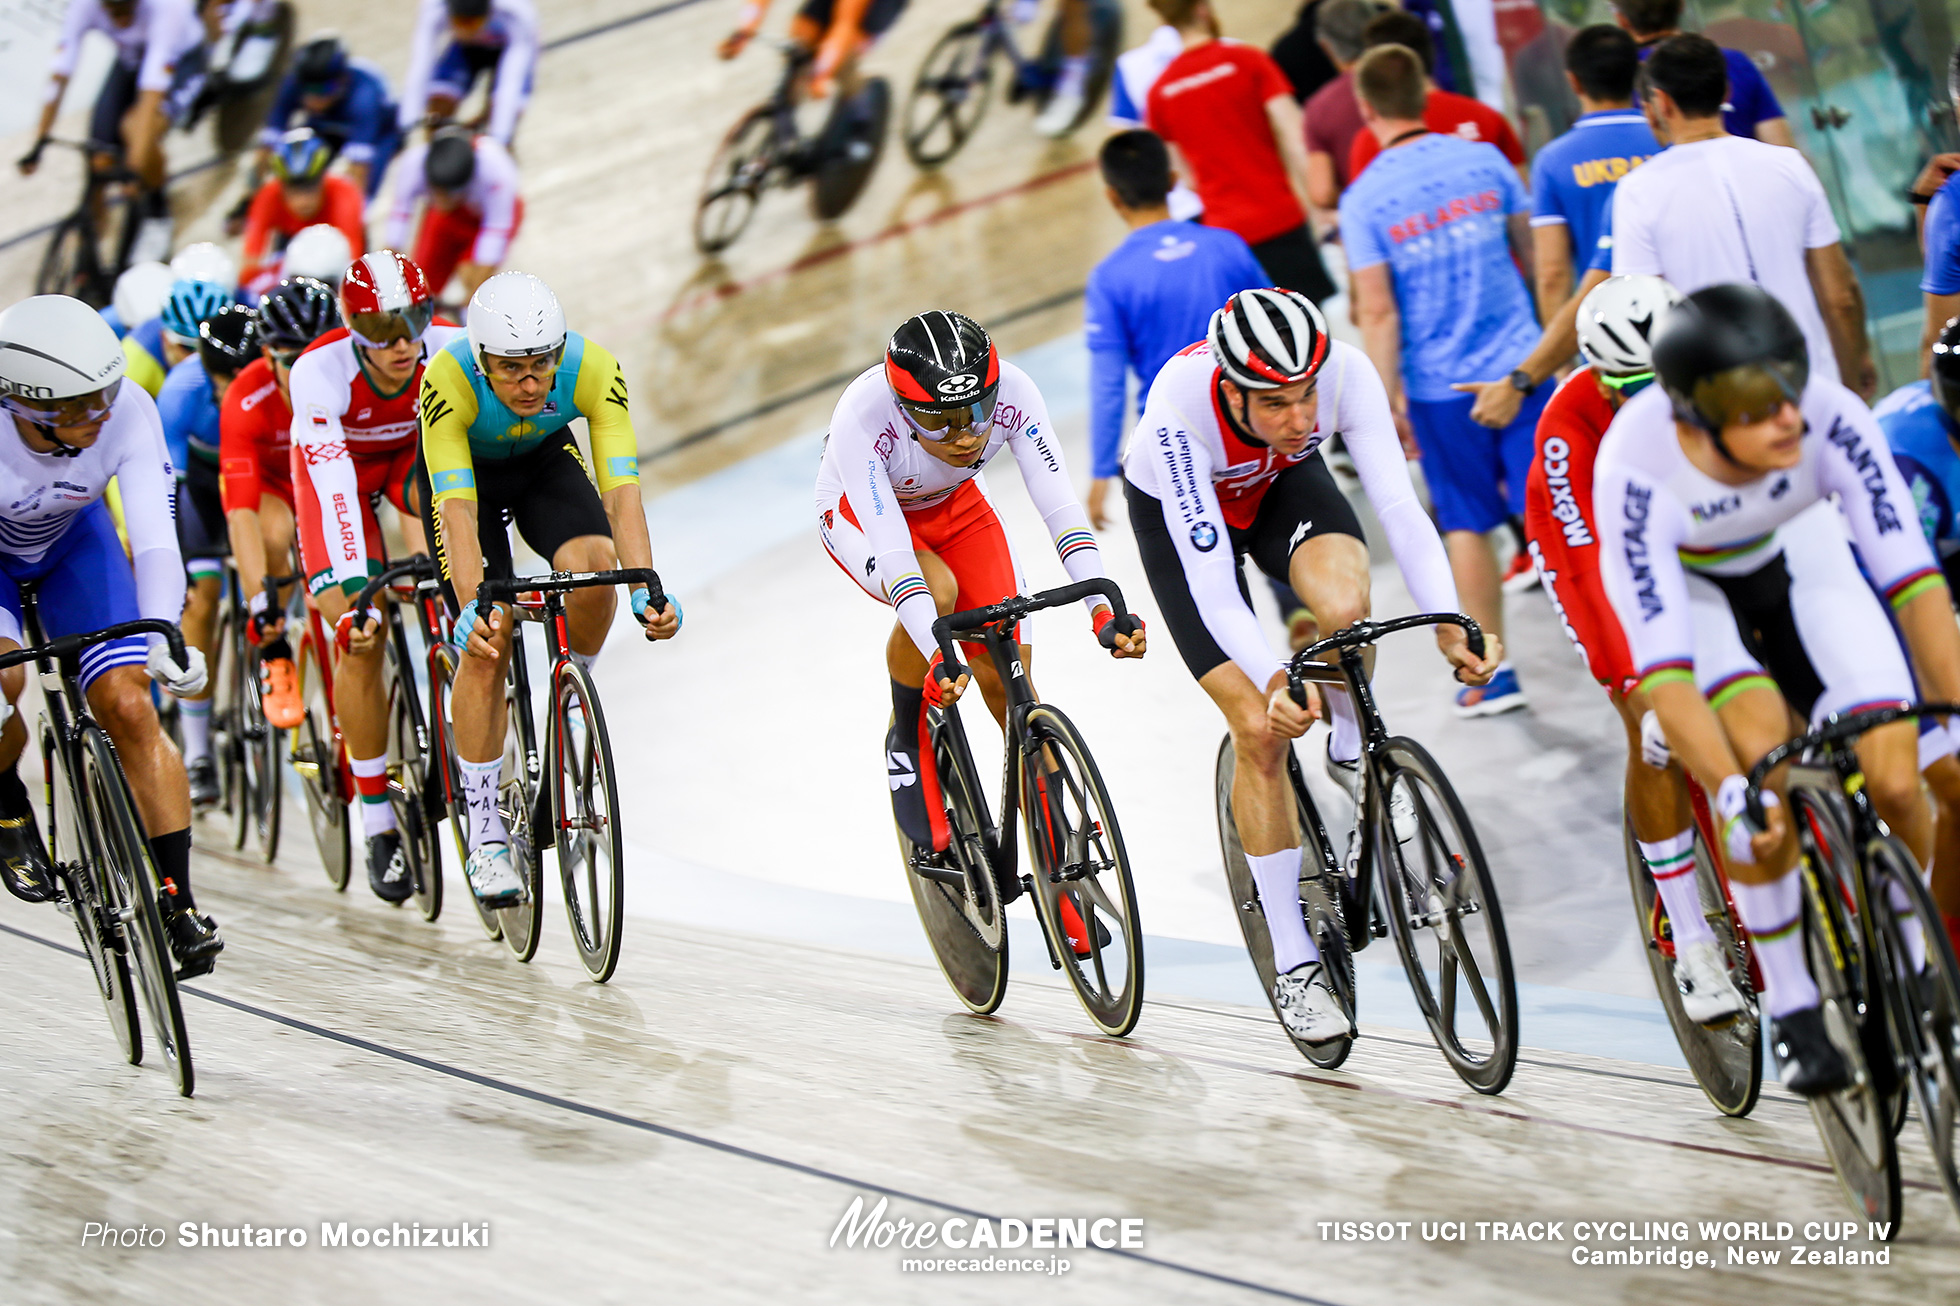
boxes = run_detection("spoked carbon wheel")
[1215,737,1355,1068]
[246,661,284,862]
[387,644,441,923]
[1623,819,1762,1116]
[551,664,624,981]
[902,707,1007,1014]
[430,648,501,940]
[1866,835,1960,1221]
[695,107,776,254]
[1376,738,1517,1093]
[84,729,192,1096]
[294,632,350,890]
[48,720,138,1064]
[810,76,890,221]
[494,681,544,962]
[1021,705,1142,1036]
[903,21,993,167]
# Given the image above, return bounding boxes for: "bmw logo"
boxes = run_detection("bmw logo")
[1190,521,1218,552]
[937,373,979,397]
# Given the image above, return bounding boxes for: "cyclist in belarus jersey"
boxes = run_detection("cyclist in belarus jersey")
[0,295,220,974]
[1122,288,1495,1045]
[815,311,1144,951]
[419,271,679,909]
[288,250,462,904]
[1596,283,1960,1095]
[720,0,910,100]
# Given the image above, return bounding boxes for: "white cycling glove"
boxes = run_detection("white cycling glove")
[147,642,208,697]
[1012,0,1040,23]
[1639,710,1671,769]
[1714,773,1777,866]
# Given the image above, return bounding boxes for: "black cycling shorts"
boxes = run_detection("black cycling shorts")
[415,433,612,613]
[1127,454,1362,682]
[798,0,908,38]
[176,459,230,567]
[90,62,141,150]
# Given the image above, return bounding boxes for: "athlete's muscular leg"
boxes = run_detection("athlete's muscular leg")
[1857,719,1933,868]
[86,665,190,837]
[553,533,620,657]
[0,646,25,773]
[883,548,1021,730]
[1202,662,1296,857]
[452,608,514,766]
[316,585,390,765]
[1712,684,1800,885]
[180,573,223,708]
[1289,531,1376,686]
[1924,754,1960,921]
[1619,689,1692,844]
[1059,0,1093,57]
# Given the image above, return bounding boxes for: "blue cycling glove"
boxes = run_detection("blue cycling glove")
[451,599,481,650]
[633,588,681,632]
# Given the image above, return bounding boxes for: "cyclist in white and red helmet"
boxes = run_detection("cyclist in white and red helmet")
[1121,286,1497,1046]
[287,249,464,905]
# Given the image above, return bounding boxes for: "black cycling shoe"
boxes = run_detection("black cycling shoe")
[1772,1004,1854,1097]
[0,809,55,903]
[367,831,412,903]
[166,909,224,979]
[187,755,220,808]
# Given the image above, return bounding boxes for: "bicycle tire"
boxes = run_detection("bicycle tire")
[225,602,252,850]
[429,646,501,940]
[1022,704,1143,1036]
[1032,0,1123,134]
[551,662,625,981]
[809,76,890,221]
[249,655,284,863]
[695,106,776,254]
[35,213,97,300]
[1866,834,1960,1223]
[82,726,193,1096]
[1790,787,1902,1232]
[1214,736,1355,1069]
[46,719,139,1064]
[387,639,442,923]
[1376,737,1517,1094]
[1622,818,1762,1117]
[495,675,544,962]
[903,21,994,168]
[294,629,350,890]
[901,706,1008,1014]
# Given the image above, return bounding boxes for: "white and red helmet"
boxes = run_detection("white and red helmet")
[1208,288,1330,390]
[339,250,435,348]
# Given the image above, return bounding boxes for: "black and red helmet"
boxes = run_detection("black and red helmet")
[885,311,1001,414]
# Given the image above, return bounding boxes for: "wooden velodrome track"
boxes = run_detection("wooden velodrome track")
[3,2,1960,1301]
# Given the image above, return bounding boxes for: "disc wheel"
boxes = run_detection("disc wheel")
[494,679,544,962]
[1215,736,1355,1069]
[84,728,192,1096]
[1376,738,1517,1094]
[1623,818,1762,1116]
[48,720,138,1063]
[1032,0,1123,135]
[903,21,993,167]
[294,631,349,890]
[430,647,501,940]
[550,664,625,981]
[901,706,1008,1014]
[695,106,776,254]
[387,642,441,923]
[810,76,890,221]
[214,2,294,153]
[1022,705,1143,1036]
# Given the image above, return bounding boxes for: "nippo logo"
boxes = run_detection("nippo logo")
[936,373,979,398]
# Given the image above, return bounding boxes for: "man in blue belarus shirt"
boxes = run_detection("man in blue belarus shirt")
[1341,41,1541,716]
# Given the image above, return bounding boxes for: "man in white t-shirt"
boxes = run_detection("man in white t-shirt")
[1608,34,1874,397]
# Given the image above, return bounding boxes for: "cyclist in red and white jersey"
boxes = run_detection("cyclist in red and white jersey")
[287,250,462,903]
[1121,287,1495,1044]
[815,311,1144,953]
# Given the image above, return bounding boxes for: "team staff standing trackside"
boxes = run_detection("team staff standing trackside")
[383,128,523,306]
[419,271,679,907]
[1612,0,1793,147]
[1346,10,1524,187]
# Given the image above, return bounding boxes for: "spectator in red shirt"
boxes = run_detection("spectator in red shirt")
[1144,0,1335,303]
[1302,0,1377,210]
[1347,10,1525,185]
[240,130,366,299]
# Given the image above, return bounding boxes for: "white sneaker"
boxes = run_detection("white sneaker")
[1273,962,1352,1044]
[1034,89,1084,137]
[465,842,527,907]
[1672,938,1746,1026]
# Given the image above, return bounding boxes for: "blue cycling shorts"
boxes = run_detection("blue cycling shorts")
[0,501,148,691]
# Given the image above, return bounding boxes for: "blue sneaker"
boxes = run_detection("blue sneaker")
[1455,666,1528,718]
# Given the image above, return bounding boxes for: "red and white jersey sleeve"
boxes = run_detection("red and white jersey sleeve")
[382,140,521,266]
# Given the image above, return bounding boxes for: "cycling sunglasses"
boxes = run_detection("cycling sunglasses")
[1597,369,1654,398]
[897,391,1000,443]
[347,302,435,349]
[3,379,122,430]
[1688,359,1807,430]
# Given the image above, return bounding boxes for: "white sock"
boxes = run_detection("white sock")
[1887,875,1929,973]
[460,757,508,853]
[1325,684,1362,765]
[571,649,599,677]
[1639,830,1714,947]
[180,699,212,764]
[1054,55,1091,99]
[349,754,397,838]
[1248,848,1319,974]
[1730,871,1817,1018]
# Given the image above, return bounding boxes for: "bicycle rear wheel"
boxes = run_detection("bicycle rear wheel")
[1623,818,1762,1116]
[902,706,1008,1014]
[293,629,350,890]
[903,22,993,167]
[47,720,138,1064]
[1376,738,1517,1094]
[551,663,624,981]
[695,107,775,254]
[387,641,441,923]
[495,677,544,962]
[36,213,97,300]
[430,647,501,940]
[246,653,284,862]
[83,727,192,1096]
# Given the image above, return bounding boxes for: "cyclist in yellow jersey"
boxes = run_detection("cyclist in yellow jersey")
[415,271,680,906]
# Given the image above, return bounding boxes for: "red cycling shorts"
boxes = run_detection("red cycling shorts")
[293,442,419,598]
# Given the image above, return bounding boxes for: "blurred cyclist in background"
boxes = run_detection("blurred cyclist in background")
[401,0,537,147]
[239,129,367,298]
[259,34,403,200]
[279,225,356,289]
[382,127,522,306]
[718,0,908,101]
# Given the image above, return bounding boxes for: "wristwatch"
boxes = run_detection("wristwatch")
[1506,368,1534,393]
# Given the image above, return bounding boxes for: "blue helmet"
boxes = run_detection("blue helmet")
[270,128,333,185]
[159,279,235,343]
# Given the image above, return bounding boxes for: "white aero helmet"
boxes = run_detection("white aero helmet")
[0,295,128,434]
[1576,274,1685,382]
[171,241,239,293]
[467,271,567,364]
[112,261,176,329]
[282,224,354,287]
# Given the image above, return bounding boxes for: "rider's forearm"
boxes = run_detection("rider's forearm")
[226,509,268,600]
[439,499,487,610]
[33,90,61,145]
[1898,584,1960,706]
[1515,266,1609,386]
[1650,679,1746,794]
[601,484,655,576]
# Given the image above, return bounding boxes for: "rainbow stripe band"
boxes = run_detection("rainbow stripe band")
[1886,567,1944,610]
[1635,661,1695,695]
[1678,534,1774,570]
[1744,911,1801,945]
[886,573,932,608]
[1055,529,1098,561]
[1707,671,1775,712]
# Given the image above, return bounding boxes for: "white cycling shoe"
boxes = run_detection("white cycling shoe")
[1273,962,1353,1044]
[1034,89,1084,137]
[1672,938,1746,1026]
[465,842,527,907]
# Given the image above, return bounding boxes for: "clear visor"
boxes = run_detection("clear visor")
[479,345,565,380]
[897,391,1000,442]
[348,302,435,348]
[3,378,122,430]
[1689,359,1805,429]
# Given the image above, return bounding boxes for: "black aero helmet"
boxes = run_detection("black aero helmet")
[425,128,477,191]
[884,311,1001,436]
[1931,317,1960,430]
[257,277,339,352]
[294,35,348,92]
[1651,282,1808,432]
[198,304,260,378]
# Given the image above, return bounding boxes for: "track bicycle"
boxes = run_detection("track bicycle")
[901,578,1146,1036]
[288,581,352,889]
[218,570,295,862]
[31,138,149,306]
[695,38,892,254]
[2,591,196,1096]
[1215,613,1518,1092]
[1744,702,1960,1235]
[901,0,1122,167]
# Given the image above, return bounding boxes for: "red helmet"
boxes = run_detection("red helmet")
[340,250,434,348]
[883,311,1001,440]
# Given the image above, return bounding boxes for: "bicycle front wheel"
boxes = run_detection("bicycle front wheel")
[695,107,775,255]
[48,720,138,1063]
[1022,705,1142,1036]
[36,214,96,300]
[901,705,1008,1015]
[83,727,192,1096]
[1376,737,1517,1093]
[551,663,624,981]
[903,21,993,167]
[294,630,350,890]
[429,646,501,940]
[495,677,545,962]
[387,641,441,923]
